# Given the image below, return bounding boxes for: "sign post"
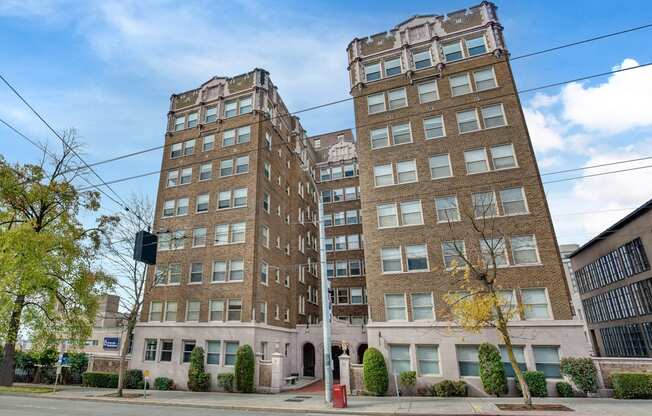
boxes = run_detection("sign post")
[143,370,150,398]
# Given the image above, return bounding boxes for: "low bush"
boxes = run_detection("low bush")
[362,348,388,396]
[82,371,118,388]
[556,381,574,397]
[217,373,235,392]
[399,370,416,395]
[611,373,652,399]
[432,380,467,397]
[154,377,174,390]
[125,369,144,389]
[235,345,255,393]
[560,357,598,395]
[515,371,548,397]
[479,343,507,396]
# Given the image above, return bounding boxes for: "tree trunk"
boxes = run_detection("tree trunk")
[497,321,532,407]
[116,314,136,397]
[0,295,25,386]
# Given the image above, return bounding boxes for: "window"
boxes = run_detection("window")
[499,346,527,377]
[417,345,439,375]
[173,198,188,216]
[534,346,561,378]
[186,301,200,321]
[331,166,343,180]
[464,148,489,174]
[225,341,239,365]
[192,228,207,247]
[233,188,247,207]
[388,88,407,109]
[522,288,550,319]
[259,302,267,323]
[480,238,508,267]
[149,302,162,321]
[370,127,389,149]
[429,154,452,179]
[350,259,362,276]
[443,41,463,62]
[262,226,269,248]
[347,235,360,250]
[206,340,220,365]
[144,339,157,361]
[381,247,402,273]
[390,345,411,374]
[335,260,347,278]
[209,300,224,321]
[457,345,479,376]
[179,167,192,184]
[170,143,182,158]
[229,260,244,281]
[199,163,212,181]
[472,192,497,218]
[400,201,423,225]
[204,106,217,123]
[235,156,249,173]
[385,294,407,320]
[351,288,364,304]
[442,240,466,269]
[412,50,432,69]
[223,129,236,147]
[164,301,177,321]
[385,57,401,76]
[424,116,445,139]
[457,109,480,133]
[174,115,185,131]
[367,93,385,114]
[435,196,460,222]
[231,222,246,243]
[184,139,195,155]
[500,187,528,215]
[450,73,472,96]
[396,160,417,183]
[474,67,497,91]
[160,340,173,362]
[262,192,270,212]
[511,235,539,265]
[391,123,412,144]
[185,112,198,128]
[491,144,516,169]
[237,125,251,144]
[227,299,242,321]
[412,293,435,320]
[320,167,331,182]
[263,161,271,180]
[166,170,178,187]
[196,194,209,213]
[374,164,394,187]
[345,186,357,201]
[497,290,518,317]
[220,159,233,176]
[365,62,381,81]
[406,244,428,271]
[190,263,203,283]
[466,35,487,56]
[182,340,196,363]
[482,104,506,128]
[313,138,321,148]
[346,210,359,224]
[239,96,252,114]
[417,81,438,103]
[260,262,269,285]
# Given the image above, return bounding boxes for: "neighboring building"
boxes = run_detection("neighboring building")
[131,69,323,385]
[571,198,652,357]
[347,2,588,393]
[310,129,368,326]
[559,243,593,353]
[64,295,127,357]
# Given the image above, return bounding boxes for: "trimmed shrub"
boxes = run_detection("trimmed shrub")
[234,345,255,393]
[217,373,235,392]
[556,381,574,397]
[560,357,598,395]
[125,369,144,389]
[362,347,388,396]
[154,377,174,390]
[515,371,548,397]
[82,371,119,388]
[478,343,507,396]
[432,380,467,397]
[611,373,652,399]
[187,347,211,392]
[399,371,416,395]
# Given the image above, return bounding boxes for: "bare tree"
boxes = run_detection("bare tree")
[98,195,153,397]
[439,192,532,406]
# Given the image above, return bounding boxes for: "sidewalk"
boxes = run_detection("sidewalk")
[6,384,652,416]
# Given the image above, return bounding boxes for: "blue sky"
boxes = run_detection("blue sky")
[1,0,651,245]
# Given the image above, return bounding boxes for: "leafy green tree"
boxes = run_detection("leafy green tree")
[478,343,507,396]
[0,132,114,386]
[234,345,255,393]
[362,347,388,396]
[187,347,210,391]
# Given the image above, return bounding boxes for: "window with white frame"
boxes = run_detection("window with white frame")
[262,226,269,248]
[381,247,402,273]
[196,193,210,213]
[202,134,214,151]
[497,289,518,317]
[370,127,389,149]
[388,88,407,109]
[457,109,480,133]
[464,148,489,174]
[180,167,192,184]
[499,345,527,376]
[184,139,195,155]
[450,73,472,96]
[199,163,212,181]
[260,261,269,285]
[209,300,224,321]
[367,93,385,114]
[374,164,394,187]
[466,35,487,56]
[258,302,267,323]
[350,287,364,304]
[457,345,480,376]
[174,115,186,131]
[396,160,417,183]
[385,57,401,76]
[263,161,271,180]
[159,340,173,361]
[511,235,539,265]
[482,104,506,128]
[442,240,466,269]
[206,340,220,364]
[164,301,177,321]
[365,62,381,81]
[187,112,198,128]
[412,50,432,69]
[144,339,158,360]
[533,346,561,378]
[186,300,200,321]
[473,67,497,91]
[412,293,435,320]
[166,170,179,187]
[237,125,251,144]
[406,244,428,271]
[236,156,249,174]
[480,238,508,267]
[149,302,163,321]
[400,201,423,225]
[442,41,463,61]
[225,341,239,364]
[417,345,439,375]
[227,300,242,321]
[500,187,528,215]
[377,204,398,228]
[205,106,217,123]
[472,191,497,218]
[391,122,412,144]
[522,288,550,319]
[390,345,411,374]
[491,144,516,169]
[170,142,182,158]
[263,192,270,213]
[385,294,407,320]
[429,154,452,179]
[176,198,189,215]
[435,196,460,222]
[417,81,438,103]
[190,262,203,283]
[424,116,445,139]
[192,228,207,247]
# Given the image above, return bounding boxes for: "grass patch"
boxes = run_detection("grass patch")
[0,386,53,394]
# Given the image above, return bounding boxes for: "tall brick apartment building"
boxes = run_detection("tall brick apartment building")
[347,2,587,393]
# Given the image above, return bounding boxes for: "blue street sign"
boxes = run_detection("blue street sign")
[103,337,120,349]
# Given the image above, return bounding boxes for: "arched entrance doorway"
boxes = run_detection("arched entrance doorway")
[357,343,368,364]
[303,343,315,377]
[331,345,343,380]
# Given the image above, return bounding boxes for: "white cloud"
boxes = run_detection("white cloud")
[523,107,564,153]
[529,92,559,109]
[560,58,652,134]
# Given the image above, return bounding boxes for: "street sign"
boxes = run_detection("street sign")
[103,337,120,349]
[143,370,150,378]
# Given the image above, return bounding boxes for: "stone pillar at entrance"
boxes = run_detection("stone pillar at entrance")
[270,349,285,393]
[339,353,351,395]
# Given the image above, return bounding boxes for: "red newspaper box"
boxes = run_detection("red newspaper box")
[332,384,348,408]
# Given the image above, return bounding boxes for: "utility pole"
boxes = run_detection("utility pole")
[318,189,333,405]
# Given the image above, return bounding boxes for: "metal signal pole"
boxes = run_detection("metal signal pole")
[318,192,333,405]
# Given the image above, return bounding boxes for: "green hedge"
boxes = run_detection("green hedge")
[187,347,210,392]
[479,343,507,396]
[235,345,255,393]
[612,373,652,399]
[217,373,235,392]
[560,357,598,395]
[432,380,467,397]
[154,377,174,390]
[363,347,388,396]
[515,371,548,397]
[125,369,144,389]
[556,381,574,397]
[82,372,118,388]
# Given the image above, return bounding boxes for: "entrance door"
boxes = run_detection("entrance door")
[303,343,315,377]
[331,345,343,380]
[357,343,368,364]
